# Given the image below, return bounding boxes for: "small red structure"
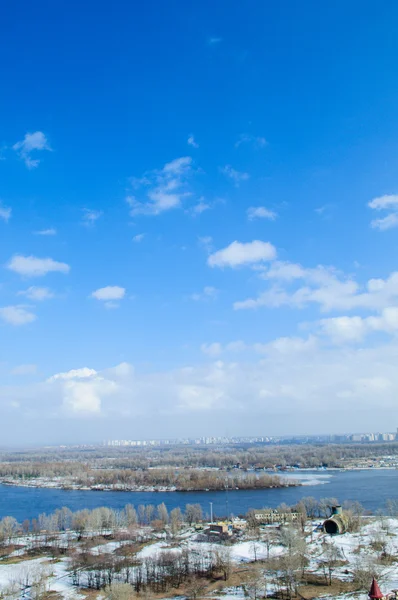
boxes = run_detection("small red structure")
[369,578,383,599]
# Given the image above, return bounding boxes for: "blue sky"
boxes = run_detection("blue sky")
[2,0,398,445]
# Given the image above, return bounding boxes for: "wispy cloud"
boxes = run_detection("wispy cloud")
[18,286,55,301]
[0,203,11,222]
[187,135,199,148]
[7,255,70,277]
[82,209,103,227]
[190,199,211,216]
[0,305,37,326]
[198,236,213,253]
[207,37,222,45]
[368,194,398,231]
[11,364,37,376]
[220,165,249,186]
[128,156,193,215]
[132,233,145,243]
[13,131,51,169]
[34,228,57,236]
[190,286,219,301]
[200,342,222,357]
[247,206,277,221]
[235,134,267,149]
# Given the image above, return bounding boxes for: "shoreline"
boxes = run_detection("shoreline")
[0,479,300,493]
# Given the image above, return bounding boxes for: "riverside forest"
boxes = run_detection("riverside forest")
[0,442,397,491]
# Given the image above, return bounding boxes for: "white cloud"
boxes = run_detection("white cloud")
[235,134,267,149]
[132,233,145,243]
[0,204,11,222]
[82,209,103,226]
[220,165,250,186]
[34,228,57,236]
[368,194,398,231]
[208,240,277,268]
[187,135,199,148]
[7,255,70,277]
[201,342,222,357]
[18,286,54,301]
[234,260,398,313]
[191,199,211,216]
[190,286,219,301]
[0,306,36,326]
[11,364,37,376]
[247,206,277,221]
[91,286,126,302]
[48,367,98,381]
[371,213,398,231]
[48,367,116,414]
[319,316,369,344]
[319,307,398,344]
[368,194,398,210]
[129,157,193,215]
[13,131,51,169]
[5,341,398,433]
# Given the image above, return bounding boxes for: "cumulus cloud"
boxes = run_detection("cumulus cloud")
[13,131,51,169]
[128,156,193,215]
[18,286,54,301]
[208,240,277,268]
[247,206,277,221]
[234,260,398,313]
[91,286,126,308]
[368,194,398,210]
[220,165,250,186]
[319,307,398,344]
[5,340,398,434]
[368,194,398,230]
[48,367,117,414]
[0,306,36,326]
[7,255,70,277]
[0,204,11,222]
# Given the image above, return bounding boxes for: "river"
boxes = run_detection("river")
[0,470,397,521]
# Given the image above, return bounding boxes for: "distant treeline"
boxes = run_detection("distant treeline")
[1,441,397,471]
[0,464,292,491]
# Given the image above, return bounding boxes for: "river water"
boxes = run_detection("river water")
[0,470,397,521]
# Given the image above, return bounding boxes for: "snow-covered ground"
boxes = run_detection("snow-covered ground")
[1,517,398,599]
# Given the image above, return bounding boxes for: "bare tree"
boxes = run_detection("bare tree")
[242,566,267,599]
[157,502,169,526]
[319,540,343,585]
[170,507,183,536]
[352,557,384,591]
